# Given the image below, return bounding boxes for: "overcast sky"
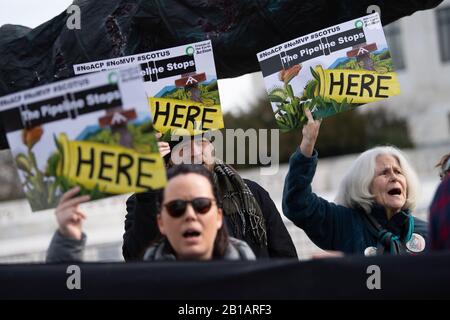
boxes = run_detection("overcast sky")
[0,0,72,28]
[0,0,265,114]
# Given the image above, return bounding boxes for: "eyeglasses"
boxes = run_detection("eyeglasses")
[163,197,215,218]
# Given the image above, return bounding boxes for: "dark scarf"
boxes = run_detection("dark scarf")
[361,204,415,255]
[212,159,267,246]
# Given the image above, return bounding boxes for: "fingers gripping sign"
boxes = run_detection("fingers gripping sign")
[300,107,322,157]
[155,132,171,157]
[158,142,171,157]
[55,186,90,241]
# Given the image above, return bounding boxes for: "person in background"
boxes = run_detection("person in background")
[436,153,450,181]
[429,153,450,250]
[46,164,255,263]
[282,109,427,256]
[122,134,298,260]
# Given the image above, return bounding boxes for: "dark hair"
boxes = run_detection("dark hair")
[436,153,450,180]
[158,164,229,259]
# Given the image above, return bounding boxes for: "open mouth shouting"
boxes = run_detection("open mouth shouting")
[381,184,406,212]
[182,227,202,244]
[387,187,402,197]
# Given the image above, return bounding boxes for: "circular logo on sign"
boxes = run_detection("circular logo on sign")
[406,233,426,253]
[186,46,195,56]
[355,20,364,29]
[364,246,378,257]
[108,72,119,84]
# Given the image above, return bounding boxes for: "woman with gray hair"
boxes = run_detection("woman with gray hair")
[282,109,428,256]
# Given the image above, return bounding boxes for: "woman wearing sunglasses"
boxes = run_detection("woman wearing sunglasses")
[123,134,297,261]
[46,164,255,263]
[145,164,255,260]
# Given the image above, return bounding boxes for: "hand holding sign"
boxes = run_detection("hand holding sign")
[55,186,90,241]
[155,132,171,157]
[300,108,322,157]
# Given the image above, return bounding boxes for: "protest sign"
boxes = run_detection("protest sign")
[0,66,166,211]
[74,40,224,136]
[257,13,400,132]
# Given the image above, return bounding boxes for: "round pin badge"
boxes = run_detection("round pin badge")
[406,233,426,253]
[364,246,378,257]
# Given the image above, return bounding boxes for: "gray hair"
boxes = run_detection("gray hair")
[334,146,419,214]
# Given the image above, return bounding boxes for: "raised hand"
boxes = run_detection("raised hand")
[55,186,90,240]
[300,107,322,157]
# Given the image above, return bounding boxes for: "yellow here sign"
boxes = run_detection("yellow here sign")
[149,97,224,135]
[314,65,400,104]
[57,133,166,193]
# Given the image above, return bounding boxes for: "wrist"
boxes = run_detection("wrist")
[300,141,314,157]
[58,227,82,241]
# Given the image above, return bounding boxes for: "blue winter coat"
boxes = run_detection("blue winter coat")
[282,149,428,255]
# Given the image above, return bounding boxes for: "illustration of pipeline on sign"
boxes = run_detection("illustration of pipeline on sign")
[257,13,401,132]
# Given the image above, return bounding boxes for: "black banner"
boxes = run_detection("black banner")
[1,252,449,300]
[140,55,196,83]
[72,84,123,116]
[0,84,122,132]
[327,27,367,52]
[260,28,367,77]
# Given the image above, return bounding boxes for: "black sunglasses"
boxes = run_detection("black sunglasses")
[164,197,215,218]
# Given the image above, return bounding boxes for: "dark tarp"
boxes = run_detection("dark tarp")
[1,252,450,299]
[0,0,444,149]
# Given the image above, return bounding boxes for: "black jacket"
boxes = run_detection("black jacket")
[122,179,298,260]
